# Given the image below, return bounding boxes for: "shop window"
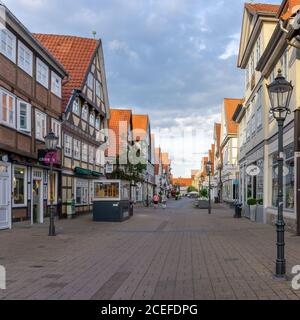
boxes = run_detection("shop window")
[76,179,89,205]
[13,166,26,207]
[94,182,119,199]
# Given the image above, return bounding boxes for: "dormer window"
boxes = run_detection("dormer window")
[89,112,95,127]
[82,104,88,121]
[95,117,101,131]
[73,98,80,115]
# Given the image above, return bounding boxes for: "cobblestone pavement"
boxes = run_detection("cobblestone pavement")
[1,198,300,300]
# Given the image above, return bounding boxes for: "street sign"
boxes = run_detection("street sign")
[246,165,260,177]
[275,166,290,177]
[105,162,114,174]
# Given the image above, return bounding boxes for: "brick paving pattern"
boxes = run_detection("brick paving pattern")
[0,198,300,300]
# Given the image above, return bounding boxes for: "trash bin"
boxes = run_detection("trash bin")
[67,199,76,219]
[234,202,242,218]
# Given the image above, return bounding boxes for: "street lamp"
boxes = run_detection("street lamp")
[267,69,293,279]
[44,131,59,237]
[145,172,149,207]
[206,161,212,215]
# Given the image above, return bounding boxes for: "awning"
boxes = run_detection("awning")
[74,167,92,176]
[92,171,102,177]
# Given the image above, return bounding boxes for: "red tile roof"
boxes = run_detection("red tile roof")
[132,115,149,141]
[172,178,193,188]
[245,3,280,14]
[278,0,300,19]
[33,34,99,110]
[224,98,244,135]
[107,109,132,157]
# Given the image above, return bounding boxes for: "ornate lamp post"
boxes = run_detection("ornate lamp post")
[267,69,293,279]
[145,172,149,207]
[206,161,212,215]
[44,131,59,237]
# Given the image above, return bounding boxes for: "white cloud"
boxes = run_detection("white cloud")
[219,33,240,60]
[108,39,139,61]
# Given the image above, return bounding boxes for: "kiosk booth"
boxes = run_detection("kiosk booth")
[92,180,132,222]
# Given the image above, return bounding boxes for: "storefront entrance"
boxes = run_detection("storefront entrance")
[0,162,11,230]
[32,170,43,224]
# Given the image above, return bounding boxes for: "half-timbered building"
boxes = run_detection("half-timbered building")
[0,4,68,229]
[34,34,110,217]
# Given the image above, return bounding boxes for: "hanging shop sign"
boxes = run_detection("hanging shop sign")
[246,165,260,177]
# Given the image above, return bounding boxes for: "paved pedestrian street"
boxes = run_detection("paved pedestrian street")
[1,198,300,300]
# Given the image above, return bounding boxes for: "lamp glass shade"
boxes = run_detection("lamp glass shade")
[267,70,293,121]
[44,131,59,151]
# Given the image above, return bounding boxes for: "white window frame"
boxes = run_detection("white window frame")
[12,165,27,208]
[36,58,49,88]
[17,99,31,133]
[18,41,33,76]
[0,88,16,128]
[89,112,95,127]
[35,109,47,141]
[89,146,94,164]
[82,143,88,163]
[64,134,73,157]
[87,73,94,89]
[0,28,16,62]
[82,104,88,121]
[95,117,101,131]
[96,80,101,98]
[73,139,81,160]
[73,98,80,115]
[51,71,62,98]
[51,119,61,147]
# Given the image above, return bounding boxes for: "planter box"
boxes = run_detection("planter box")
[243,205,250,219]
[256,205,264,223]
[198,200,209,209]
[250,205,256,222]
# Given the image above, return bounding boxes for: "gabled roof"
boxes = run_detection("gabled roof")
[132,115,149,141]
[107,109,132,157]
[172,178,193,188]
[277,0,300,20]
[224,98,244,135]
[33,34,99,109]
[214,123,221,152]
[245,3,280,14]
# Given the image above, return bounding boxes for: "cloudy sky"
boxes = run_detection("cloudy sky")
[4,0,281,177]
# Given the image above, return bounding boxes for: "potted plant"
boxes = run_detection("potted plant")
[247,198,257,222]
[198,188,209,209]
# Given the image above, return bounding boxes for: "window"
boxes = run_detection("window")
[73,99,80,115]
[95,117,101,131]
[250,52,255,77]
[272,144,294,210]
[35,110,47,141]
[73,139,81,160]
[96,80,102,98]
[17,100,31,133]
[245,64,249,87]
[94,182,120,199]
[0,89,16,128]
[89,112,95,126]
[36,58,49,88]
[256,159,264,204]
[13,166,27,207]
[51,119,61,147]
[51,72,61,97]
[18,41,33,76]
[76,179,89,205]
[89,146,94,164]
[48,172,58,204]
[82,143,88,162]
[87,73,94,89]
[82,104,88,121]
[64,134,72,157]
[0,28,16,62]
[256,35,261,65]
[96,148,102,165]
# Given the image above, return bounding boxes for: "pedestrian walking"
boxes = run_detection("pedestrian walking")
[153,194,159,209]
